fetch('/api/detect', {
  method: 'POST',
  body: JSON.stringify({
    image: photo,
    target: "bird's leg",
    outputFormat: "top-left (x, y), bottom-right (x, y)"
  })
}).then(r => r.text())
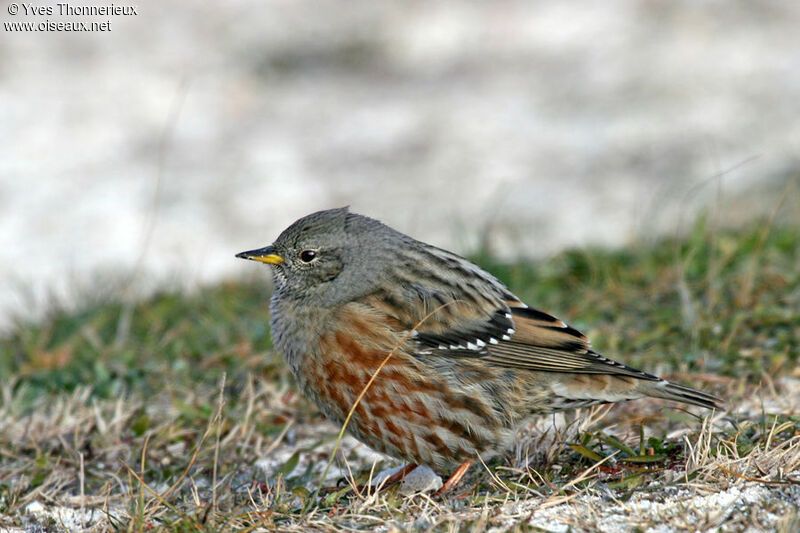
top-left (377, 463), bottom-right (419, 488)
top-left (436, 460), bottom-right (474, 495)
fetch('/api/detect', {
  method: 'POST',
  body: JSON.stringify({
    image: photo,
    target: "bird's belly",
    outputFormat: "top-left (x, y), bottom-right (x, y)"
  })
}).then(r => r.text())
top-left (271, 300), bottom-right (518, 468)
top-left (295, 331), bottom-right (507, 468)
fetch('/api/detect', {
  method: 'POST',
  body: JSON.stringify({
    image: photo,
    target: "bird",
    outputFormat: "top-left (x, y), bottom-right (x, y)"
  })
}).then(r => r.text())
top-left (237, 207), bottom-right (722, 493)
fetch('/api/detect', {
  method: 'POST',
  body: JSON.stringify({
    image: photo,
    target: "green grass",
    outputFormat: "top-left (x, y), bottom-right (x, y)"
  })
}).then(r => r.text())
top-left (1, 214), bottom-right (798, 531)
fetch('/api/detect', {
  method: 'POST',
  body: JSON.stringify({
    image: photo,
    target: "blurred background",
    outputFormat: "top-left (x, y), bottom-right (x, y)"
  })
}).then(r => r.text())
top-left (1, 0), bottom-right (798, 330)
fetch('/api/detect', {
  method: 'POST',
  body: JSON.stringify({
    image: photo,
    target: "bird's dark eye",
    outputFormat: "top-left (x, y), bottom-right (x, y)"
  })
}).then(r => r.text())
top-left (299, 250), bottom-right (317, 263)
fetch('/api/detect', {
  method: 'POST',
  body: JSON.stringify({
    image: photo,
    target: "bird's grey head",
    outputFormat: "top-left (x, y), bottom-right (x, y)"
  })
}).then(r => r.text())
top-left (236, 207), bottom-right (406, 306)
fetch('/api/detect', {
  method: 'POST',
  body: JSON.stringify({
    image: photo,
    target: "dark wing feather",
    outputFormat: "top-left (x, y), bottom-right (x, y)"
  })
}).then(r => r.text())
top-left (376, 246), bottom-right (666, 382)
top-left (414, 308), bottom-right (514, 355)
top-left (382, 263), bottom-right (721, 409)
top-left (416, 301), bottom-right (660, 381)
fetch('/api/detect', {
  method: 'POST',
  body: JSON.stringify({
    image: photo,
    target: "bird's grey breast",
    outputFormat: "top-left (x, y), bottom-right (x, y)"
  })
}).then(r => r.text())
top-left (269, 293), bottom-right (334, 378)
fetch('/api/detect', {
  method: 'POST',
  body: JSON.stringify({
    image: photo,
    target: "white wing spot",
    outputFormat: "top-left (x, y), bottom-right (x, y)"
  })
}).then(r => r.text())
top-left (505, 313), bottom-right (513, 318)
top-left (502, 335), bottom-right (511, 341)
top-left (489, 338), bottom-right (499, 345)
top-left (467, 342), bottom-right (477, 350)
top-left (507, 328), bottom-right (515, 334)
top-left (475, 339), bottom-right (486, 348)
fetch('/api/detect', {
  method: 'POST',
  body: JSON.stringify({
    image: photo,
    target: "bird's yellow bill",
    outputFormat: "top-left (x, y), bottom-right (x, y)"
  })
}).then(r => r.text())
top-left (246, 253), bottom-right (284, 265)
top-left (236, 247), bottom-right (284, 264)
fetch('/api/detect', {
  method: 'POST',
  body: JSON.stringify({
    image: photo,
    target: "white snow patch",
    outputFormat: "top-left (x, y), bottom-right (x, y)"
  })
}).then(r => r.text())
top-left (513, 483), bottom-right (777, 533)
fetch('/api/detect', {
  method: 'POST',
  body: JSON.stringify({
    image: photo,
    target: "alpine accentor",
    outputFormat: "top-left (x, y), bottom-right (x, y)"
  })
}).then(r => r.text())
top-left (237, 207), bottom-right (721, 491)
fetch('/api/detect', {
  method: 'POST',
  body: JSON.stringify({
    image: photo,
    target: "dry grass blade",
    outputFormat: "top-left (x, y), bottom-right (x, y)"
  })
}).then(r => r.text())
top-left (121, 460), bottom-right (200, 529)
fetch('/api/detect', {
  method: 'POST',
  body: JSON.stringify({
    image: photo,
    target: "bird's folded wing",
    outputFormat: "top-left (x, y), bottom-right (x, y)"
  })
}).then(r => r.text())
top-left (413, 299), bottom-right (660, 382)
